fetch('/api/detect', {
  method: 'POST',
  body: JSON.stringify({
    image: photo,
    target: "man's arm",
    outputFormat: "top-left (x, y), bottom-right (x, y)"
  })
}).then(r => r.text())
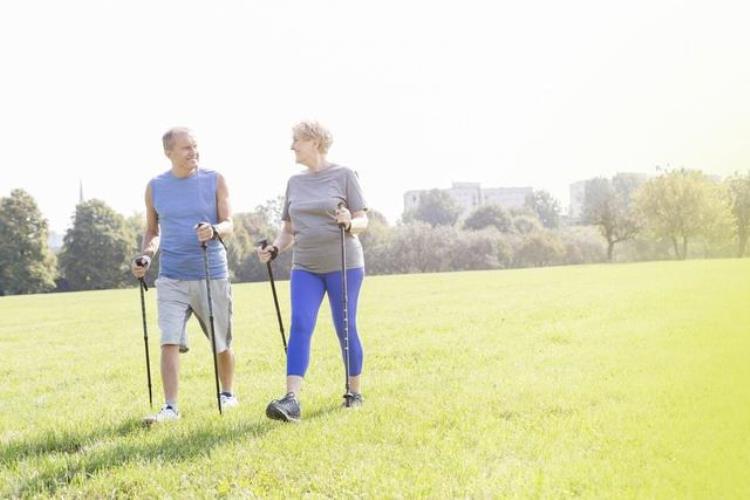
top-left (132, 183), bottom-right (160, 278)
top-left (197, 173), bottom-right (233, 242)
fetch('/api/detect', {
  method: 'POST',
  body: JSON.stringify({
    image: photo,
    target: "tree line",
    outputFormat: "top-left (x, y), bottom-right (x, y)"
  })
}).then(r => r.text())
top-left (1, 168), bottom-right (748, 295)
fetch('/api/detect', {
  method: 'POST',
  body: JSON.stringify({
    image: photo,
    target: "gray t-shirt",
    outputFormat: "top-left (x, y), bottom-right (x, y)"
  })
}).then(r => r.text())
top-left (282, 164), bottom-right (368, 273)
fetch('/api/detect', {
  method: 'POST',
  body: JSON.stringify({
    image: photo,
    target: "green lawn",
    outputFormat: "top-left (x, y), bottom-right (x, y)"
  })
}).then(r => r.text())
top-left (1, 259), bottom-right (749, 497)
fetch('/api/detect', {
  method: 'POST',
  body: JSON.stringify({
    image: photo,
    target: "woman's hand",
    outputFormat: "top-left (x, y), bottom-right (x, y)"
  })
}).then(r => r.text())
top-left (335, 205), bottom-right (352, 230)
top-left (257, 243), bottom-right (278, 263)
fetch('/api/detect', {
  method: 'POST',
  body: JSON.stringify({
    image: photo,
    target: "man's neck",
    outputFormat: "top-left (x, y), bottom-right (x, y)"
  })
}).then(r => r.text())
top-left (171, 164), bottom-right (198, 178)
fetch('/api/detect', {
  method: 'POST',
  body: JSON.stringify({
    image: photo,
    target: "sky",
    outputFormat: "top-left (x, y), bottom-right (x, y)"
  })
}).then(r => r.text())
top-left (1, 0), bottom-right (749, 233)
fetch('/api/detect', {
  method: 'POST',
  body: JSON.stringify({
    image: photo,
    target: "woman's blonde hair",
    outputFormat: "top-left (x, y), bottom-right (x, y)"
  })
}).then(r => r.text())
top-left (292, 120), bottom-right (333, 154)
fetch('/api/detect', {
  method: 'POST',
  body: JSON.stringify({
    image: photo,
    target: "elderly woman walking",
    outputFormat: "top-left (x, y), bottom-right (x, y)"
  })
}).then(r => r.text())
top-left (257, 121), bottom-right (369, 422)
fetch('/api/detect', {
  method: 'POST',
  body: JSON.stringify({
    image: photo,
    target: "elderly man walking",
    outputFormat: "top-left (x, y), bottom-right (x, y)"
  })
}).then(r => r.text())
top-left (132, 127), bottom-right (238, 423)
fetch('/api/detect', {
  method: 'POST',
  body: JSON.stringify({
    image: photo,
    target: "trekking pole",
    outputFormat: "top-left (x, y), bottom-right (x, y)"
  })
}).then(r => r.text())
top-left (337, 202), bottom-right (353, 406)
top-left (257, 239), bottom-right (287, 354)
top-left (198, 229), bottom-right (223, 415)
top-left (135, 258), bottom-right (153, 408)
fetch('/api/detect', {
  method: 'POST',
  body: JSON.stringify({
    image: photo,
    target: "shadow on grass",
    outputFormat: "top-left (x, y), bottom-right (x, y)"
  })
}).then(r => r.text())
top-left (5, 403), bottom-right (355, 496)
top-left (1, 419), bottom-right (143, 462)
top-left (3, 417), bottom-right (273, 497)
top-left (302, 403), bottom-right (341, 420)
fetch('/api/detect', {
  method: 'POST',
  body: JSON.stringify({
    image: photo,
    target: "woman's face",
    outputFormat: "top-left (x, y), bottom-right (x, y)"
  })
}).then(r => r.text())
top-left (291, 134), bottom-right (319, 166)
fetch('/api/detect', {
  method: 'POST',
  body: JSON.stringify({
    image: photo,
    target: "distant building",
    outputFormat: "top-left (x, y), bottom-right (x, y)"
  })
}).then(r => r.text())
top-left (568, 180), bottom-right (587, 220)
top-left (404, 182), bottom-right (532, 218)
top-left (47, 231), bottom-right (64, 252)
top-left (483, 187), bottom-right (531, 209)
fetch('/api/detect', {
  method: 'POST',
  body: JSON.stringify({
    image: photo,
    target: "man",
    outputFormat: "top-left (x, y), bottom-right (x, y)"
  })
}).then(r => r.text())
top-left (132, 127), bottom-right (237, 423)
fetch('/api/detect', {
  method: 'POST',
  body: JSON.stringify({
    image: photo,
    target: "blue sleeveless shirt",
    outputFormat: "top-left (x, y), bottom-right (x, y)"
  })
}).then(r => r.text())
top-left (151, 169), bottom-right (228, 280)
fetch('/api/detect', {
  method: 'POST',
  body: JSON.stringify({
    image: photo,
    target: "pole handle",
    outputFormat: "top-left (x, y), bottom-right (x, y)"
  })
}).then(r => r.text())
top-left (256, 238), bottom-right (278, 260)
top-left (336, 201), bottom-right (349, 229)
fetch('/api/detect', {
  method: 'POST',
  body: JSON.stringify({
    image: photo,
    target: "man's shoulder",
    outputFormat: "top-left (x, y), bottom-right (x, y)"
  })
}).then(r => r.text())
top-left (150, 169), bottom-right (173, 183)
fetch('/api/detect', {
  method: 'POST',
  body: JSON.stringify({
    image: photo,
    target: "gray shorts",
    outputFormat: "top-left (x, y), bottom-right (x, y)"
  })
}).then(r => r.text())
top-left (155, 277), bottom-right (233, 353)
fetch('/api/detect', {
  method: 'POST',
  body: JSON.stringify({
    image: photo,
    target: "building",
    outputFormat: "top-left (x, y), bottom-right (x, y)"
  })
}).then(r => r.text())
top-left (404, 182), bottom-right (532, 219)
top-left (568, 180), bottom-right (587, 220)
top-left (483, 187), bottom-right (531, 209)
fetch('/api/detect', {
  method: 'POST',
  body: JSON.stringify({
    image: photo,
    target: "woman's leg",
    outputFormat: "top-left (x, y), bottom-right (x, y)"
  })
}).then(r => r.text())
top-left (286, 269), bottom-right (326, 394)
top-left (325, 267), bottom-right (365, 392)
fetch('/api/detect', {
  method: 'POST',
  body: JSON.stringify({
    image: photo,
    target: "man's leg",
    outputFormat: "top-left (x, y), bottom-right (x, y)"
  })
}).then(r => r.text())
top-left (193, 278), bottom-right (236, 401)
top-left (161, 344), bottom-right (180, 404)
top-left (217, 348), bottom-right (235, 393)
top-left (156, 277), bottom-right (192, 414)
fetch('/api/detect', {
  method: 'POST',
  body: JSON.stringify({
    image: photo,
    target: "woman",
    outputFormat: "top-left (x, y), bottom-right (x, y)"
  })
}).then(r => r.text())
top-left (258, 120), bottom-right (369, 422)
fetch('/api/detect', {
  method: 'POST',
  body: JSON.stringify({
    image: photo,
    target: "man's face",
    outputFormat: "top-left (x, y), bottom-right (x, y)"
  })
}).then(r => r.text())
top-left (166, 133), bottom-right (199, 172)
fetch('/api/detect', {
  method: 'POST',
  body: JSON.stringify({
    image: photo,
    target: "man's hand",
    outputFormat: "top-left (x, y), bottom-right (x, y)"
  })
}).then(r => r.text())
top-left (132, 255), bottom-right (151, 279)
top-left (196, 222), bottom-right (216, 243)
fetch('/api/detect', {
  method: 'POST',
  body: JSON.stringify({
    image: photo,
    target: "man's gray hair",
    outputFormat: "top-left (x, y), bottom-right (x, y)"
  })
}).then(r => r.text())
top-left (162, 127), bottom-right (194, 151)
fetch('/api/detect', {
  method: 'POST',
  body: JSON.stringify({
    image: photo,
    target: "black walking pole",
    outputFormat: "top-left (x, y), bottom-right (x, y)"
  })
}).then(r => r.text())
top-left (135, 258), bottom-right (153, 408)
top-left (337, 202), bottom-right (353, 406)
top-left (258, 239), bottom-right (287, 354)
top-left (199, 231), bottom-right (223, 415)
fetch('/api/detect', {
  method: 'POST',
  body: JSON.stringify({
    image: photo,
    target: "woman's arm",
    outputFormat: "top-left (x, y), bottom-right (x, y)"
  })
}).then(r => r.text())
top-left (257, 220), bottom-right (294, 263)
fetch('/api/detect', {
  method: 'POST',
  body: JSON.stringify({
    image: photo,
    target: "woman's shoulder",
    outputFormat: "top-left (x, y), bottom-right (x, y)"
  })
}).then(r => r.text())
top-left (287, 169), bottom-right (309, 183)
top-left (330, 164), bottom-right (358, 178)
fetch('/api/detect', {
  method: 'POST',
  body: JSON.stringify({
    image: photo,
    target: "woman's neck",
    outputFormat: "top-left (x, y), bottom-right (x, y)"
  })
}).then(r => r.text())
top-left (305, 156), bottom-right (331, 173)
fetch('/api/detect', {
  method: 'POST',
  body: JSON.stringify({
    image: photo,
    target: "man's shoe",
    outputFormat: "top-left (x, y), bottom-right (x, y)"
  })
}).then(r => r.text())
top-left (266, 392), bottom-right (301, 422)
top-left (342, 392), bottom-right (364, 408)
top-left (220, 392), bottom-right (239, 410)
top-left (143, 404), bottom-right (180, 426)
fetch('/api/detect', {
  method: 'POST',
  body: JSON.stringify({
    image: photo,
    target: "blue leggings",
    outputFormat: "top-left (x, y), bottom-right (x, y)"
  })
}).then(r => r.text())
top-left (287, 267), bottom-right (364, 377)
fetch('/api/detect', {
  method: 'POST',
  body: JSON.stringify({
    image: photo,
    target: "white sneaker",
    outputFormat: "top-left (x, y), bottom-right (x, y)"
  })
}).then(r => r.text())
top-left (143, 405), bottom-right (180, 426)
top-left (156, 405), bottom-right (180, 421)
top-left (220, 393), bottom-right (239, 410)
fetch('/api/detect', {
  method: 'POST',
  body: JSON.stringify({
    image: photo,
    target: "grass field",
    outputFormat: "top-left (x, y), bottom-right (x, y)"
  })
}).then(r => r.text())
top-left (1, 259), bottom-right (749, 498)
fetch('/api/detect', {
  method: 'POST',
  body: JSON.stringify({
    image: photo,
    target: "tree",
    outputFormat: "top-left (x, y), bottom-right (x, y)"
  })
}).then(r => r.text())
top-left (582, 174), bottom-right (642, 261)
top-left (403, 189), bottom-right (461, 227)
top-left (510, 210), bottom-right (544, 234)
top-left (726, 172), bottom-right (750, 257)
top-left (449, 228), bottom-right (512, 270)
top-left (635, 169), bottom-right (733, 259)
top-left (231, 209), bottom-right (292, 282)
top-left (513, 231), bottom-right (565, 267)
top-left (0, 189), bottom-right (57, 295)
top-left (463, 204), bottom-right (512, 232)
top-left (359, 209), bottom-right (392, 274)
top-left (388, 222), bottom-right (455, 273)
top-left (254, 195), bottom-right (285, 229)
top-left (555, 226), bottom-right (607, 265)
top-left (59, 200), bottom-right (136, 290)
top-left (524, 190), bottom-right (561, 229)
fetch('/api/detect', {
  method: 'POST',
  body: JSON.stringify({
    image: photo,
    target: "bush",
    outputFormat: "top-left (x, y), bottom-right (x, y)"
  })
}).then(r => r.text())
top-left (554, 226), bottom-right (607, 265)
top-left (513, 231), bottom-right (566, 267)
